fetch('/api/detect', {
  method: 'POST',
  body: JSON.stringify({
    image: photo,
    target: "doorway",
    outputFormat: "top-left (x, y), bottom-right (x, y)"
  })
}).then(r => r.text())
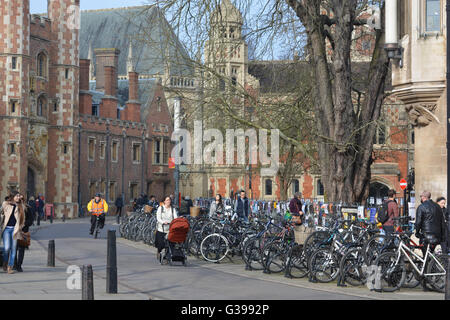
top-left (27, 167), bottom-right (36, 199)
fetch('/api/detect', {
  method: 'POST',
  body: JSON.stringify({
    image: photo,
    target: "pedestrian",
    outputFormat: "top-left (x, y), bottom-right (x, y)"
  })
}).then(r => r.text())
top-left (415, 191), bottom-right (446, 257)
top-left (36, 194), bottom-right (44, 224)
top-left (115, 195), bottom-right (124, 224)
top-left (28, 196), bottom-right (36, 226)
top-left (87, 193), bottom-right (109, 235)
top-left (14, 194), bottom-right (34, 272)
top-left (209, 194), bottom-right (224, 218)
top-left (436, 196), bottom-right (449, 255)
top-left (234, 190), bottom-right (250, 222)
top-left (155, 196), bottom-right (178, 262)
top-left (382, 189), bottom-right (399, 235)
top-left (289, 192), bottom-right (304, 225)
top-left (179, 196), bottom-right (188, 216)
top-left (148, 195), bottom-right (159, 214)
top-left (185, 196), bottom-right (193, 216)
top-left (1, 191), bottom-right (25, 274)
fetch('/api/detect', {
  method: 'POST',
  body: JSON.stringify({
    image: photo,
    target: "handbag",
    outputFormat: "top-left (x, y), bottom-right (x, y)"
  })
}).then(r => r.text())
top-left (18, 231), bottom-right (31, 247)
top-left (294, 225), bottom-right (313, 245)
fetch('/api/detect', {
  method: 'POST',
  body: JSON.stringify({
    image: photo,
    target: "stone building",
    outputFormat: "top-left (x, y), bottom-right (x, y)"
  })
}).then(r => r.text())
top-left (390, 0), bottom-right (446, 202)
top-left (0, 0), bottom-right (175, 218)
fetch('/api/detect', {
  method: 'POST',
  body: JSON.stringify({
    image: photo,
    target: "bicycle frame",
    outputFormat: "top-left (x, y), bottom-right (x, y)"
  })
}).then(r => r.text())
top-left (394, 240), bottom-right (445, 278)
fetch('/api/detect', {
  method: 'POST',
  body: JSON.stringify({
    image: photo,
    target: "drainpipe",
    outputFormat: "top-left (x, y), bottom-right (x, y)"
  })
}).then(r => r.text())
top-left (78, 123), bottom-right (82, 217)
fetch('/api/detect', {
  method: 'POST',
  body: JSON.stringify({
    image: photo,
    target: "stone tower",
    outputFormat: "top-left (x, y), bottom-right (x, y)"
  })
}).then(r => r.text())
top-left (205, 0), bottom-right (247, 87)
top-left (0, 0), bottom-right (31, 194)
top-left (47, 0), bottom-right (80, 217)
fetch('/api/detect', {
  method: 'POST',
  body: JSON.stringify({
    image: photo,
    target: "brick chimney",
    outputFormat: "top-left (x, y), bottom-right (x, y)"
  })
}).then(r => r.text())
top-left (125, 71), bottom-right (141, 122)
top-left (79, 59), bottom-right (92, 115)
top-left (94, 48), bottom-right (120, 92)
top-left (100, 65), bottom-right (118, 119)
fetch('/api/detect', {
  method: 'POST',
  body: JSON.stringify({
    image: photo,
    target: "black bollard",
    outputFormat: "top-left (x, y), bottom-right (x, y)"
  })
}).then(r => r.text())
top-left (445, 256), bottom-right (450, 300)
top-left (82, 265), bottom-right (94, 300)
top-left (47, 240), bottom-right (55, 267)
top-left (106, 230), bottom-right (118, 294)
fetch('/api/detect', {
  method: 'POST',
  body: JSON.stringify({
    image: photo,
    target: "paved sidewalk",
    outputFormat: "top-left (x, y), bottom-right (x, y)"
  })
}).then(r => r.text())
top-left (0, 219), bottom-right (148, 300)
top-left (0, 218), bottom-right (445, 300)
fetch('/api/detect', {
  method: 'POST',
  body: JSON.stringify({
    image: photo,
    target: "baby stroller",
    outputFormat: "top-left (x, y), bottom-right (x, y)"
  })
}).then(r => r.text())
top-left (161, 217), bottom-right (190, 266)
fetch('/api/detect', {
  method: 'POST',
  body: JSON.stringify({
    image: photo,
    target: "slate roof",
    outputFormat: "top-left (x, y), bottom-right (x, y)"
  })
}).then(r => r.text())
top-left (80, 6), bottom-right (194, 77)
top-left (248, 60), bottom-right (392, 94)
top-left (89, 78), bottom-right (158, 121)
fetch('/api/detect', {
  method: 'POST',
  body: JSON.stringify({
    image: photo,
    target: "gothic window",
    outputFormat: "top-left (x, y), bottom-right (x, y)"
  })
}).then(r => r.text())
top-left (373, 120), bottom-right (387, 145)
top-left (99, 142), bottom-right (106, 159)
top-left (92, 104), bottom-right (99, 117)
top-left (265, 179), bottom-right (273, 196)
top-left (132, 143), bottom-right (141, 164)
top-left (88, 138), bottom-right (95, 161)
top-left (317, 179), bottom-right (324, 196)
top-left (37, 52), bottom-right (47, 78)
top-left (12, 57), bottom-right (17, 70)
top-left (154, 140), bottom-right (161, 164)
top-left (111, 140), bottom-right (119, 162)
top-left (292, 179), bottom-right (300, 194)
top-left (37, 96), bottom-right (46, 117)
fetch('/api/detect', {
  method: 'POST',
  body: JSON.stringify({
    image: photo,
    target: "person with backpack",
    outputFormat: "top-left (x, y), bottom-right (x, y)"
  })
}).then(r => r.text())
top-left (378, 189), bottom-right (399, 235)
top-left (155, 196), bottom-right (178, 262)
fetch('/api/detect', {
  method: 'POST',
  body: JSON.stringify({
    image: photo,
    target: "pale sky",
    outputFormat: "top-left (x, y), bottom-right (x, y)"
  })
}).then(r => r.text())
top-left (30, 0), bottom-right (151, 13)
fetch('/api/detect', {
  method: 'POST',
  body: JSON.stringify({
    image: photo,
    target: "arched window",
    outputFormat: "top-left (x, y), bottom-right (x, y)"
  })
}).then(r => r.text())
top-left (317, 179), bottom-right (324, 196)
top-left (265, 179), bottom-right (273, 196)
top-left (37, 96), bottom-right (47, 117)
top-left (37, 52), bottom-right (47, 78)
top-left (292, 179), bottom-right (300, 194)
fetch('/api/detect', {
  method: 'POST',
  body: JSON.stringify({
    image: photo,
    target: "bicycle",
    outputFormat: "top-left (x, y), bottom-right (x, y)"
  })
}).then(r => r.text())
top-left (93, 214), bottom-right (105, 239)
top-left (374, 233), bottom-right (448, 293)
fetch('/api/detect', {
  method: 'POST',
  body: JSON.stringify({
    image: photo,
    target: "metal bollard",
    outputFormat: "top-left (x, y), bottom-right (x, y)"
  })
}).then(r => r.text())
top-left (445, 256), bottom-right (450, 300)
top-left (47, 240), bottom-right (55, 267)
top-left (82, 265), bottom-right (94, 300)
top-left (106, 230), bottom-right (118, 294)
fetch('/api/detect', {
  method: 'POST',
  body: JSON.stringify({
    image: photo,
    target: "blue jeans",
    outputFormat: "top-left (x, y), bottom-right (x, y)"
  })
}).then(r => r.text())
top-left (2, 227), bottom-right (17, 267)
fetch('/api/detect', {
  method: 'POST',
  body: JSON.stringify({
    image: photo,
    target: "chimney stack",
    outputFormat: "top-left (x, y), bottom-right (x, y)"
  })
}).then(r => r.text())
top-left (125, 71), bottom-right (141, 122)
top-left (94, 48), bottom-right (120, 92)
top-left (79, 59), bottom-right (93, 115)
top-left (79, 59), bottom-right (90, 91)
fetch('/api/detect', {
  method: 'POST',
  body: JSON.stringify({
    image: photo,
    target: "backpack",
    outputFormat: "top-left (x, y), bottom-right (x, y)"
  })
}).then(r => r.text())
top-left (377, 200), bottom-right (395, 224)
top-left (168, 217), bottom-right (190, 243)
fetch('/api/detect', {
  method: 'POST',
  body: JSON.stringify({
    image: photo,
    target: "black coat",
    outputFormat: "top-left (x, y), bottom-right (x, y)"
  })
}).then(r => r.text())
top-left (22, 205), bottom-right (35, 233)
top-left (415, 200), bottom-right (446, 242)
top-left (115, 197), bottom-right (124, 207)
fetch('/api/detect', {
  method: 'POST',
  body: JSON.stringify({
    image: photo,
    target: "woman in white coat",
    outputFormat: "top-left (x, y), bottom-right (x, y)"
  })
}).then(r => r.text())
top-left (155, 196), bottom-right (178, 261)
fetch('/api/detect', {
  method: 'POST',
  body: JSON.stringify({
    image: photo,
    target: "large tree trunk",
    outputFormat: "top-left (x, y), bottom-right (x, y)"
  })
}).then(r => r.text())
top-left (287, 0), bottom-right (390, 203)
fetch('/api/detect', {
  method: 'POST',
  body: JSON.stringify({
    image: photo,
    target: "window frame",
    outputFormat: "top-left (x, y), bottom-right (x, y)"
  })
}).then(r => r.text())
top-left (111, 140), bottom-right (119, 163)
top-left (88, 137), bottom-right (96, 161)
top-left (132, 142), bottom-right (142, 164)
top-left (421, 0), bottom-right (442, 36)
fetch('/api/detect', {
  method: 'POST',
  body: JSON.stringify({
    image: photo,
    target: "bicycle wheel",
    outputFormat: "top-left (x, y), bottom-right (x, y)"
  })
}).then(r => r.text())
top-left (242, 236), bottom-right (264, 270)
top-left (200, 233), bottom-right (229, 263)
top-left (285, 244), bottom-right (308, 278)
top-left (375, 251), bottom-right (405, 292)
top-left (339, 247), bottom-right (366, 286)
top-left (426, 254), bottom-right (448, 293)
top-left (303, 231), bottom-right (331, 261)
top-left (262, 242), bottom-right (287, 273)
top-left (362, 234), bottom-right (389, 266)
top-left (308, 249), bottom-right (340, 283)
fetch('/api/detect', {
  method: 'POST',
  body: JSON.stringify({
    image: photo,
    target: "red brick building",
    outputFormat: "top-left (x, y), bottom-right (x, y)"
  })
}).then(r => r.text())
top-left (0, 0), bottom-right (175, 218)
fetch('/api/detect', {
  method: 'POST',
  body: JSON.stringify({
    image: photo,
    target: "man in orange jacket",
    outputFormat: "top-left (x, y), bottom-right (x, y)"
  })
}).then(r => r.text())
top-left (88, 193), bottom-right (109, 235)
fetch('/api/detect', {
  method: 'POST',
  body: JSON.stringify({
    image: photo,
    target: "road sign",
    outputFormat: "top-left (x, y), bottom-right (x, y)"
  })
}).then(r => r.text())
top-left (400, 179), bottom-right (407, 190)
